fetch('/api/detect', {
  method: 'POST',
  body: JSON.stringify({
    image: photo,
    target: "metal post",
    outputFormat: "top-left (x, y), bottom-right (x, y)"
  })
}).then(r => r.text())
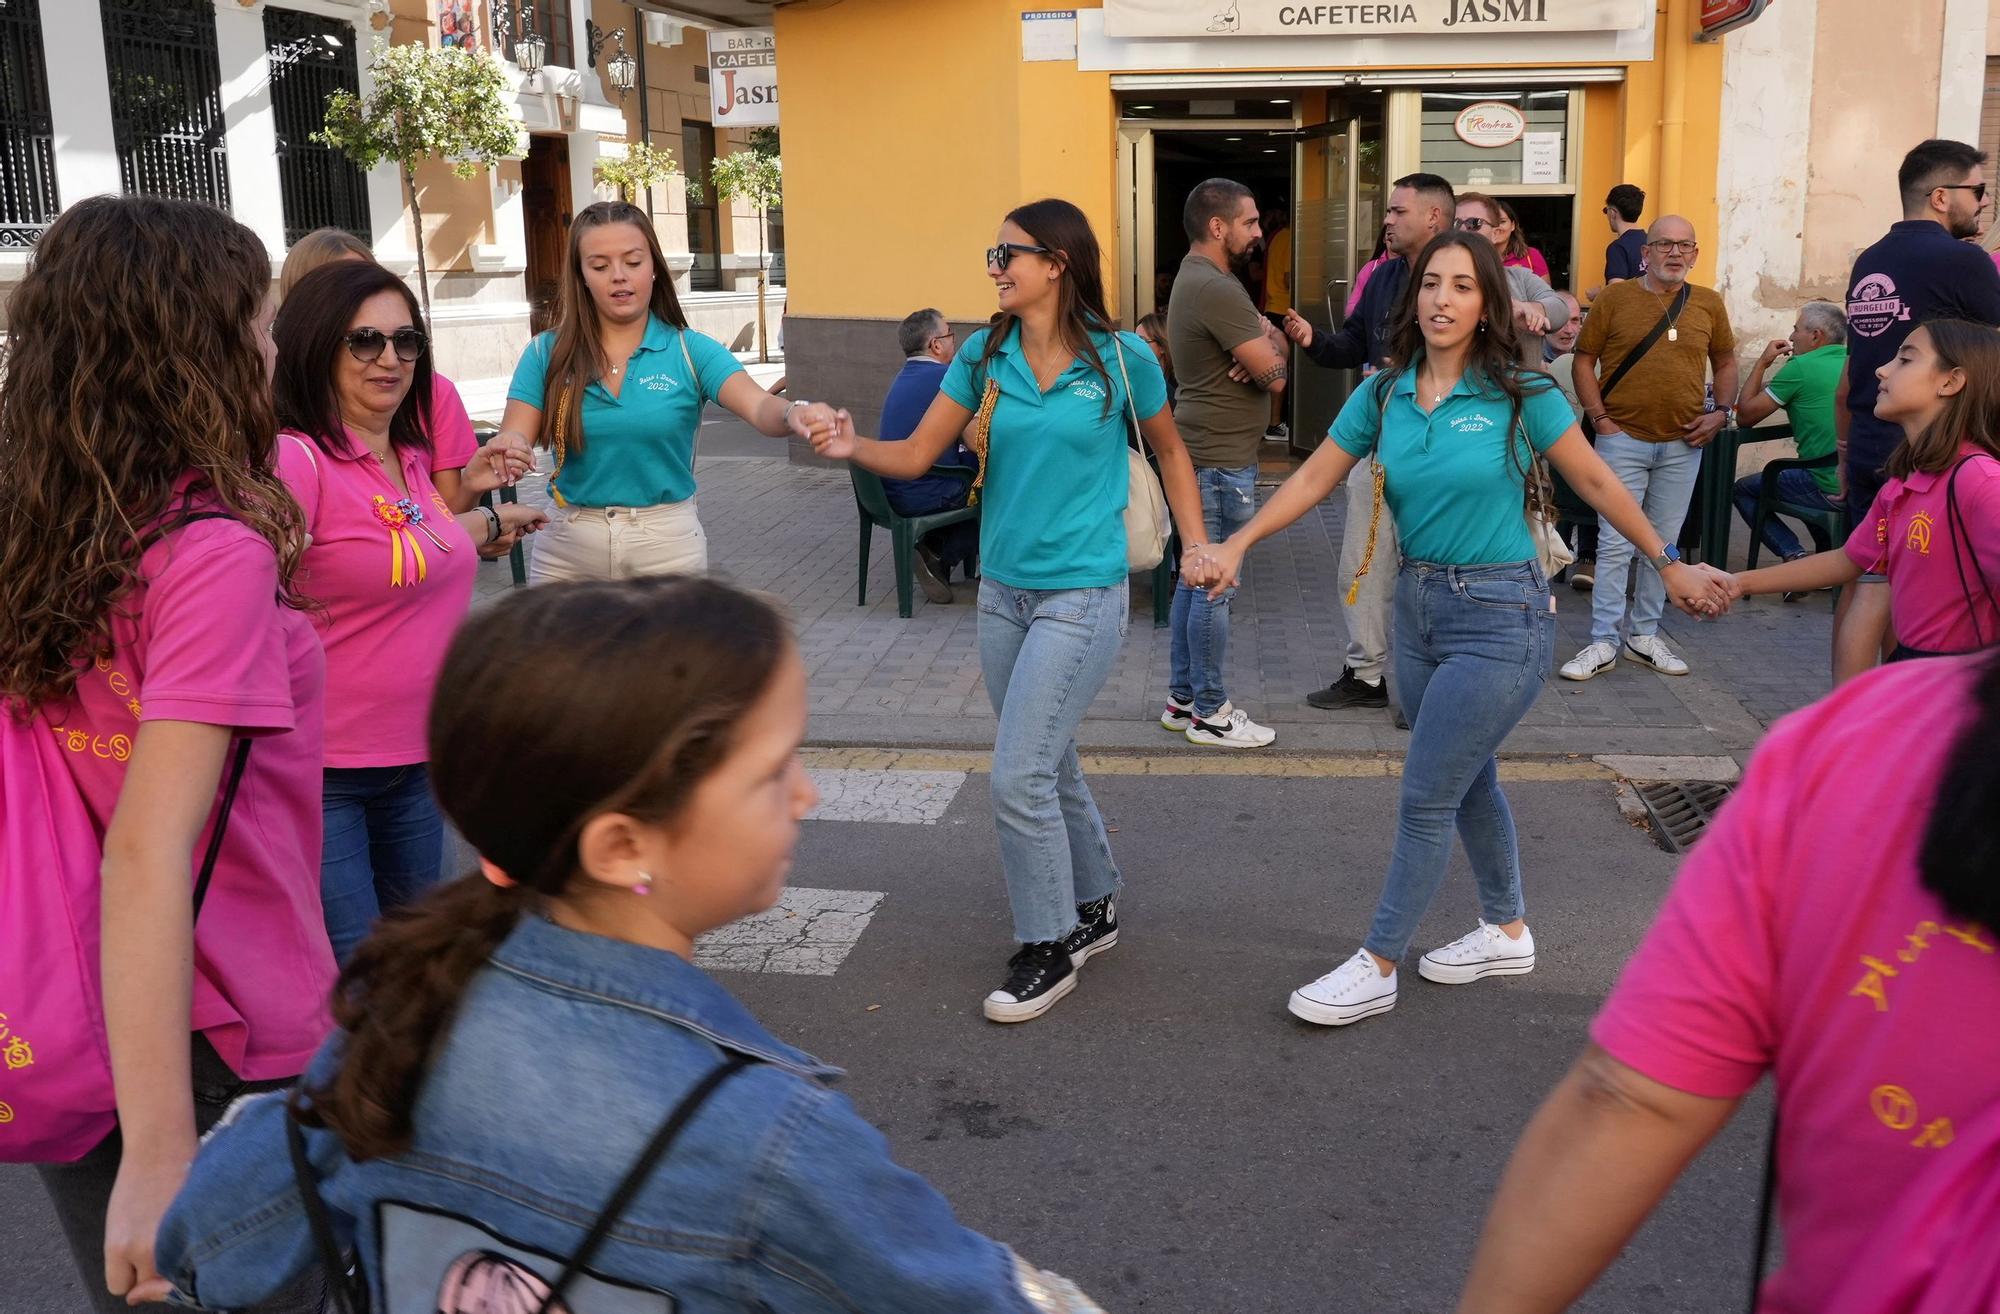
top-left (636, 10), bottom-right (652, 220)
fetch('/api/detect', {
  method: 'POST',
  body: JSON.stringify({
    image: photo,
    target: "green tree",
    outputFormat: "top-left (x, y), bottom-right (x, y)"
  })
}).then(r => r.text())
top-left (595, 141), bottom-right (681, 204)
top-left (317, 41), bottom-right (522, 326)
top-left (709, 147), bottom-right (783, 362)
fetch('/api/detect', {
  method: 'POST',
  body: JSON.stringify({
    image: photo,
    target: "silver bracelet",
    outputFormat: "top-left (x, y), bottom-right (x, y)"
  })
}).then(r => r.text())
top-left (782, 398), bottom-right (809, 427)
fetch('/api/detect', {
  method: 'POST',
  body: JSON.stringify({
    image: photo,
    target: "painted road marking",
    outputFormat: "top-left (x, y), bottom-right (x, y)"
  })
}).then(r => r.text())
top-left (805, 768), bottom-right (967, 824)
top-left (800, 747), bottom-right (1625, 782)
top-left (695, 887), bottom-right (886, 976)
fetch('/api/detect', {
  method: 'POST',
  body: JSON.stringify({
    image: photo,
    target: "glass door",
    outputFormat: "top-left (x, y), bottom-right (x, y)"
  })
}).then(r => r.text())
top-left (1289, 100), bottom-right (1382, 454)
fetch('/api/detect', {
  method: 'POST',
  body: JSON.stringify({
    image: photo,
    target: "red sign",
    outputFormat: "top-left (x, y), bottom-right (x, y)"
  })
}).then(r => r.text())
top-left (1701, 0), bottom-right (1772, 37)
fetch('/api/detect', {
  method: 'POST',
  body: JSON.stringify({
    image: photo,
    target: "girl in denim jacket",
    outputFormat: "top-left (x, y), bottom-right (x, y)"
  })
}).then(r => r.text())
top-left (153, 577), bottom-right (1104, 1314)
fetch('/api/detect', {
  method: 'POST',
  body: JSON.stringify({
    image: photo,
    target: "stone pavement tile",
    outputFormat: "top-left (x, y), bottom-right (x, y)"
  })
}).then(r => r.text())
top-left (471, 442), bottom-right (1834, 760)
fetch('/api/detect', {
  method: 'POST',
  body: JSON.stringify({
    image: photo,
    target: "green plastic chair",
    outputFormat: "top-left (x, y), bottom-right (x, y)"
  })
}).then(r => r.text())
top-left (472, 422), bottom-right (528, 587)
top-left (1746, 450), bottom-right (1847, 568)
top-left (850, 464), bottom-right (980, 618)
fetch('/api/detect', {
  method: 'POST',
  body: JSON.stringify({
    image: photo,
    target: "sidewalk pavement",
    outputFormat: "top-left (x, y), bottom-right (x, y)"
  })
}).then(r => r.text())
top-left (476, 420), bottom-right (1834, 764)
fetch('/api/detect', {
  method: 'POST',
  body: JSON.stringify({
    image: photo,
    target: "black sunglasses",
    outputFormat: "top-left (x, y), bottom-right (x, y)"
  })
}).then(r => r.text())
top-left (1937, 182), bottom-right (1988, 203)
top-left (343, 327), bottom-right (428, 364)
top-left (986, 242), bottom-right (1053, 270)
top-left (1454, 217), bottom-right (1492, 232)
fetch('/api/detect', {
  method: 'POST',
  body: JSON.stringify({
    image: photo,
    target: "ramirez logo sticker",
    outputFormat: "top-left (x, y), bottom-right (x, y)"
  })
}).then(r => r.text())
top-left (1848, 273), bottom-right (1913, 339)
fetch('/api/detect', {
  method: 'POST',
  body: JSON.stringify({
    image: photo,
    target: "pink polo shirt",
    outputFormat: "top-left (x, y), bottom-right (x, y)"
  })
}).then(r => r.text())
top-left (429, 373), bottom-right (478, 473)
top-left (1593, 655), bottom-right (2000, 1314)
top-left (1843, 446), bottom-right (2000, 653)
top-left (279, 429), bottom-right (478, 768)
top-left (13, 502), bottom-right (335, 1080)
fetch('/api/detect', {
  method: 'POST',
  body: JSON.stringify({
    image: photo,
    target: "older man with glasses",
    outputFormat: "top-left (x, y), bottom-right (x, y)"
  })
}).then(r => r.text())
top-left (1561, 216), bottom-right (1739, 683)
top-left (878, 306), bottom-right (980, 601)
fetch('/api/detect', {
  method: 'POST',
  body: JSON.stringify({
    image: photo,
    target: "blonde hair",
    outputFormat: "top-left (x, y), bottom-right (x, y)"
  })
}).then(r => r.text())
top-left (279, 227), bottom-right (374, 301)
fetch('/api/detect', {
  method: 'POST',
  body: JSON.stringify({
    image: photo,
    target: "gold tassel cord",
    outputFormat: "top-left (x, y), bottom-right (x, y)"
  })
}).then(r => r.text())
top-left (964, 378), bottom-right (999, 506)
top-left (1345, 459), bottom-right (1387, 606)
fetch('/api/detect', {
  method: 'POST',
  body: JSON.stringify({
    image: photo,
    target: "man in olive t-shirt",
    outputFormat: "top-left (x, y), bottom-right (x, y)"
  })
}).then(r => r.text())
top-left (1161, 179), bottom-right (1288, 749)
top-left (1564, 215), bottom-right (1739, 683)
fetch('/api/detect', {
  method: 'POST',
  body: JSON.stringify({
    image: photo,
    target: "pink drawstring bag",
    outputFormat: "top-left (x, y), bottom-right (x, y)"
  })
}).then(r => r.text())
top-left (0, 709), bottom-right (248, 1163)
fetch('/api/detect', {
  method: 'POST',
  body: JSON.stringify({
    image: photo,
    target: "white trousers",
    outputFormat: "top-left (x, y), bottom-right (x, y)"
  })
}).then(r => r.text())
top-left (526, 498), bottom-right (708, 584)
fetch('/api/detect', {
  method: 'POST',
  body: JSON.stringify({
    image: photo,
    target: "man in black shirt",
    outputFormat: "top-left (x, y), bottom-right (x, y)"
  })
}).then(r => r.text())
top-left (1275, 172), bottom-right (1453, 713)
top-left (1835, 139), bottom-right (2000, 678)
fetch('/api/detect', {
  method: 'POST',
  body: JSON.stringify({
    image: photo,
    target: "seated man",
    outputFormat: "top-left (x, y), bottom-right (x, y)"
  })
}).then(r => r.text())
top-left (881, 307), bottom-right (980, 603)
top-left (1730, 300), bottom-right (1849, 569)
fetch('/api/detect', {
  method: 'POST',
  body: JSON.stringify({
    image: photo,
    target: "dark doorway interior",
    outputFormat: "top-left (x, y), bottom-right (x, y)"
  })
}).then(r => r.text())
top-left (1506, 194), bottom-right (1576, 295)
top-left (1151, 130), bottom-right (1292, 317)
top-left (522, 135), bottom-right (572, 334)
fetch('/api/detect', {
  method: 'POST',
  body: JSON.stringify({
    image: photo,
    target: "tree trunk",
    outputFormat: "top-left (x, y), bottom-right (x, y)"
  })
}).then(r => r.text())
top-left (405, 166), bottom-right (433, 330)
top-left (755, 206), bottom-right (768, 364)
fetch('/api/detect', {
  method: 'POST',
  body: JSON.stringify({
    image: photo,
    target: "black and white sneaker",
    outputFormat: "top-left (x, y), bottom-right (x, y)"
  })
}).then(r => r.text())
top-left (1159, 695), bottom-right (1195, 732)
top-left (983, 941), bottom-right (1077, 1023)
top-left (1061, 895), bottom-right (1119, 968)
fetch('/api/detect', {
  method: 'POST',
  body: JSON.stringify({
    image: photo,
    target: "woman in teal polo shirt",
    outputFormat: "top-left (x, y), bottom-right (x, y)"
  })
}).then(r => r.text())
top-left (1194, 231), bottom-right (1730, 1028)
top-left (812, 198), bottom-right (1205, 1024)
top-left (498, 201), bottom-right (835, 582)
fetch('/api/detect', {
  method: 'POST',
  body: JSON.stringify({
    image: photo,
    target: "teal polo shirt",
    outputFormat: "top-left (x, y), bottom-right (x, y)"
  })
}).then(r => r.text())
top-left (507, 316), bottom-right (743, 508)
top-left (940, 325), bottom-right (1168, 590)
top-left (1764, 343), bottom-right (1847, 496)
top-left (1330, 363), bottom-right (1576, 565)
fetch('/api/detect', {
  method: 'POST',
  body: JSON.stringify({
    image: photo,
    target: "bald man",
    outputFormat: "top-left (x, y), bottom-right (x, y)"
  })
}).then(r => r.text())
top-left (1562, 216), bottom-right (1739, 682)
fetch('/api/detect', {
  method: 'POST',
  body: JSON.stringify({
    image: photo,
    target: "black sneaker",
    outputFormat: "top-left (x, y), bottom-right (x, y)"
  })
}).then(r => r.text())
top-left (1306, 667), bottom-right (1389, 710)
top-left (1061, 895), bottom-right (1119, 968)
top-left (912, 544), bottom-right (953, 604)
top-left (983, 941), bottom-right (1077, 1023)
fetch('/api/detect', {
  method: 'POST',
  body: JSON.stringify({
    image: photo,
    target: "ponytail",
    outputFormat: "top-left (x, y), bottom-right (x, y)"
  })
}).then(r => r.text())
top-left (1918, 650), bottom-right (2000, 935)
top-left (295, 874), bottom-right (526, 1160)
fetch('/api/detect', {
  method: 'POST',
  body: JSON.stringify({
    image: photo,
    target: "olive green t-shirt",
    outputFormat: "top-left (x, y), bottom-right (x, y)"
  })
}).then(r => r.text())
top-left (1166, 253), bottom-right (1272, 469)
top-left (1577, 279), bottom-right (1736, 443)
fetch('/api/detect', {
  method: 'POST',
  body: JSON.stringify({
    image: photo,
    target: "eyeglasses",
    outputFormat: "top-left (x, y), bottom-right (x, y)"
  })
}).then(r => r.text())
top-left (1454, 217), bottom-right (1492, 232)
top-left (343, 327), bottom-right (428, 363)
top-left (986, 242), bottom-right (1052, 270)
top-left (1936, 182), bottom-right (1988, 202)
top-left (1646, 239), bottom-right (1699, 254)
top-left (928, 330), bottom-right (956, 348)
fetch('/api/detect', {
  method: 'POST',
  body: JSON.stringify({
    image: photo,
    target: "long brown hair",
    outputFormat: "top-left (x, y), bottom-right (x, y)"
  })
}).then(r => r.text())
top-left (1885, 319), bottom-right (2000, 478)
top-left (298, 576), bottom-right (791, 1160)
top-left (273, 260), bottom-right (436, 457)
top-left (0, 196), bottom-right (306, 715)
top-left (1376, 230), bottom-right (1550, 481)
top-left (977, 198), bottom-right (1118, 414)
top-left (539, 201), bottom-right (689, 455)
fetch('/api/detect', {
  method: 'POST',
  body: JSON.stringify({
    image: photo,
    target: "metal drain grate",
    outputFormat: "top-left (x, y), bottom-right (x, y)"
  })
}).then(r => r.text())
top-left (1633, 781), bottom-right (1735, 854)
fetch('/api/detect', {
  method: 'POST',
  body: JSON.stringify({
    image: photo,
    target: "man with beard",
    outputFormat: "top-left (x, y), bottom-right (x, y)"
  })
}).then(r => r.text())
top-left (1833, 139), bottom-right (2000, 680)
top-left (1161, 178), bottom-right (1285, 748)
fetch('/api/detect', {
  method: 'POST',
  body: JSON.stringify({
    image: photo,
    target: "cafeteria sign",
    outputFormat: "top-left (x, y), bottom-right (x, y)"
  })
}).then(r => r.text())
top-left (710, 28), bottom-right (778, 126)
top-left (1103, 0), bottom-right (1649, 37)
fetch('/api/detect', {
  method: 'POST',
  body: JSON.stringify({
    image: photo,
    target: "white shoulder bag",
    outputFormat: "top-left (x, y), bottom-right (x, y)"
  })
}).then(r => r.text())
top-left (1111, 335), bottom-right (1171, 572)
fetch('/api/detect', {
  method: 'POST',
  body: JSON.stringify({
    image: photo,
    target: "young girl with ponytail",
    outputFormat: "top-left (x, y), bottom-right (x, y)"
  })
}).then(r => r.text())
top-left (153, 577), bottom-right (1108, 1314)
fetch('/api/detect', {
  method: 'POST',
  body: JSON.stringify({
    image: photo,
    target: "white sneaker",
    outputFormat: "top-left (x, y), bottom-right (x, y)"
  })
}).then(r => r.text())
top-left (1623, 633), bottom-right (1690, 676)
top-left (1185, 701), bottom-right (1277, 749)
top-left (1560, 641), bottom-right (1619, 682)
top-left (1160, 695), bottom-right (1194, 732)
top-left (1288, 950), bottom-right (1398, 1026)
top-left (1418, 922), bottom-right (1536, 985)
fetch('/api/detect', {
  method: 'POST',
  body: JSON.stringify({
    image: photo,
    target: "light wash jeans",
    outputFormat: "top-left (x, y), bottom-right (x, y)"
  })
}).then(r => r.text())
top-left (1363, 561), bottom-right (1553, 962)
top-left (1590, 431), bottom-right (1703, 645)
top-left (977, 579), bottom-right (1128, 943)
top-left (1731, 468), bottom-right (1841, 559)
top-left (1169, 463), bottom-right (1258, 717)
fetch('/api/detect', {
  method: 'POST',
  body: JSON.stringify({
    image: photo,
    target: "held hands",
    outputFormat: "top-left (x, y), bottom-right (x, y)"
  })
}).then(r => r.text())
top-left (1183, 539), bottom-right (1246, 601)
top-left (807, 409), bottom-right (859, 462)
top-left (1680, 409), bottom-right (1728, 449)
top-left (1665, 560), bottom-right (1736, 620)
top-left (463, 437), bottom-right (535, 494)
top-left (785, 401), bottom-right (842, 446)
top-left (479, 503), bottom-right (548, 559)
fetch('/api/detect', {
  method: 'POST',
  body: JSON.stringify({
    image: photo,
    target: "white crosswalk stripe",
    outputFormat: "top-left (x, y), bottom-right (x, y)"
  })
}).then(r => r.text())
top-left (695, 887), bottom-right (886, 976)
top-left (804, 768), bottom-right (967, 824)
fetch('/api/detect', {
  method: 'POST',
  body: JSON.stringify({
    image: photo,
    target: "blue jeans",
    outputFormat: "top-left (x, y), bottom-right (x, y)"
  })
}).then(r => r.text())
top-left (1169, 464), bottom-right (1258, 716)
top-left (1364, 561), bottom-right (1553, 962)
top-left (977, 579), bottom-right (1127, 943)
top-left (1591, 431), bottom-right (1704, 645)
top-left (320, 764), bottom-right (444, 963)
top-left (1731, 468), bottom-right (1840, 559)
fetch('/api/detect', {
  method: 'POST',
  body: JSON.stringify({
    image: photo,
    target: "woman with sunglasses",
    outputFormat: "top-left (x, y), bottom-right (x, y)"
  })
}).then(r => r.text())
top-left (497, 201), bottom-right (836, 583)
top-left (274, 261), bottom-right (545, 963)
top-left (812, 199), bottom-right (1206, 1023)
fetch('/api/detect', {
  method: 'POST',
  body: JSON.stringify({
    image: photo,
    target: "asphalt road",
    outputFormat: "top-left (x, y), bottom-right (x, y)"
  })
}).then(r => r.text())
top-left (2, 776), bottom-right (1770, 1312)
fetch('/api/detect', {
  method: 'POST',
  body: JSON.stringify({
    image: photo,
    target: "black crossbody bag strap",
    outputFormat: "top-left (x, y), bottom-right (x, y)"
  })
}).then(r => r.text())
top-left (1746, 1112), bottom-right (1779, 1313)
top-left (1598, 284), bottom-right (1689, 401)
top-left (287, 1109), bottom-right (370, 1314)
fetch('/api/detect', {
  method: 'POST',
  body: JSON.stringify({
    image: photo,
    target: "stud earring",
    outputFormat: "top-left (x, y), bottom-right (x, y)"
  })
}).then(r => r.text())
top-left (634, 871), bottom-right (654, 897)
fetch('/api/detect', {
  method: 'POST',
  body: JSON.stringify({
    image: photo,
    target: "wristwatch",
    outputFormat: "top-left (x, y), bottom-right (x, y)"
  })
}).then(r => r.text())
top-left (1650, 543), bottom-right (1683, 571)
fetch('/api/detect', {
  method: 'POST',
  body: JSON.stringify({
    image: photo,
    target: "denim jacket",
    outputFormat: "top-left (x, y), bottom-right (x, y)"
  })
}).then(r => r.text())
top-left (157, 916), bottom-right (1102, 1313)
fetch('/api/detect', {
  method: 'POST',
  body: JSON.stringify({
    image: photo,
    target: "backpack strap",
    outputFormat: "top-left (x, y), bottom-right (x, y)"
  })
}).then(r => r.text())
top-left (536, 1054), bottom-right (755, 1314)
top-left (287, 1104), bottom-right (369, 1314)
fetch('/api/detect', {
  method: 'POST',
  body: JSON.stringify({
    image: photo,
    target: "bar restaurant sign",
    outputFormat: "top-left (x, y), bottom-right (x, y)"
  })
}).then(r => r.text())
top-left (1104, 0), bottom-right (1649, 36)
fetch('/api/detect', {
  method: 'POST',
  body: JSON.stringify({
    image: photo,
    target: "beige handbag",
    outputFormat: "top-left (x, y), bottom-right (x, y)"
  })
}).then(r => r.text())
top-left (1111, 336), bottom-right (1171, 572)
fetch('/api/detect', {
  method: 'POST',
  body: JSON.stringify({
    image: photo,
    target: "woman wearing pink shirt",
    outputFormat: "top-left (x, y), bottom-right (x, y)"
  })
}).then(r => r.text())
top-left (0, 197), bottom-right (332, 1312)
top-left (1492, 198), bottom-right (1552, 281)
top-left (1727, 319), bottom-right (2000, 662)
top-left (274, 260), bottom-right (542, 962)
top-left (1456, 650), bottom-right (2000, 1313)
